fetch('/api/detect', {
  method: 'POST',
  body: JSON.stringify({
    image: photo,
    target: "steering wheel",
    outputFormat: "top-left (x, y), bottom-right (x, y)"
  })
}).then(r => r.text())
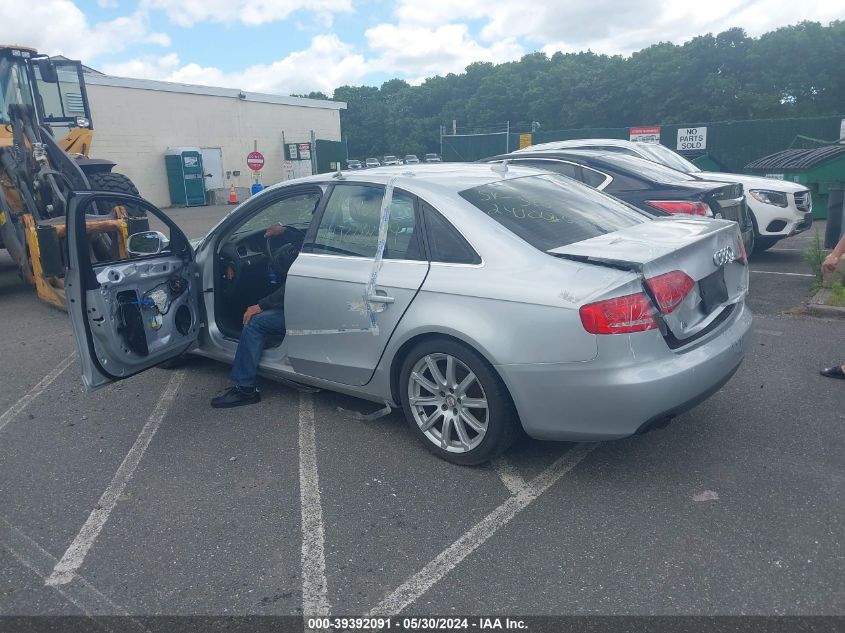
top-left (265, 225), bottom-right (305, 276)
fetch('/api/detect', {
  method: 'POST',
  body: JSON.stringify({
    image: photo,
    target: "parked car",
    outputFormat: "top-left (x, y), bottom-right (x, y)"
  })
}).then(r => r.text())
top-left (483, 149), bottom-right (754, 252)
top-left (423, 153), bottom-right (442, 163)
top-left (383, 155), bottom-right (401, 166)
top-left (519, 138), bottom-right (812, 252)
top-left (346, 159), bottom-right (363, 170)
top-left (404, 154), bottom-right (420, 164)
top-left (365, 157), bottom-right (380, 168)
top-left (63, 164), bottom-right (751, 465)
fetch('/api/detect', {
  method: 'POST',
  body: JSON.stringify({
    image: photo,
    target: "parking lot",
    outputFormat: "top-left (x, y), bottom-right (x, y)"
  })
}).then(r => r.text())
top-left (1, 206), bottom-right (843, 623)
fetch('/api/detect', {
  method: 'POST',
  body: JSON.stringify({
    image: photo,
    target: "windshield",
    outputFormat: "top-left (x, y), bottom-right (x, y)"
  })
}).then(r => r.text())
top-left (459, 174), bottom-right (647, 252)
top-left (0, 58), bottom-right (34, 123)
top-left (636, 143), bottom-right (701, 173)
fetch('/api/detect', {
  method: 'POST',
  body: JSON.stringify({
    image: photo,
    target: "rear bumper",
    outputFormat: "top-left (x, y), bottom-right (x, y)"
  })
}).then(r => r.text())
top-left (497, 303), bottom-right (753, 441)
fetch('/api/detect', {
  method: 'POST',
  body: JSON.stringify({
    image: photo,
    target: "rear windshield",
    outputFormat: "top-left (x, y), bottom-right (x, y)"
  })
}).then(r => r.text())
top-left (635, 143), bottom-right (701, 174)
top-left (596, 153), bottom-right (698, 183)
top-left (458, 174), bottom-right (647, 251)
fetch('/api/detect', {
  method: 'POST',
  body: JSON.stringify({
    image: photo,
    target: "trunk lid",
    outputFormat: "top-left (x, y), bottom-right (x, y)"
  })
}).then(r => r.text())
top-left (549, 217), bottom-right (748, 343)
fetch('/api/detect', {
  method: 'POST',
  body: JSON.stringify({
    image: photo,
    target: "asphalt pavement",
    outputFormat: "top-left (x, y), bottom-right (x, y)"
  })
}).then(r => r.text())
top-left (0, 207), bottom-right (843, 624)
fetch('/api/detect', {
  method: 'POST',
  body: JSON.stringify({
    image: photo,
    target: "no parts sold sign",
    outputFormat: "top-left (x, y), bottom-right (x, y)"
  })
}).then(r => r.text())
top-left (676, 127), bottom-right (707, 151)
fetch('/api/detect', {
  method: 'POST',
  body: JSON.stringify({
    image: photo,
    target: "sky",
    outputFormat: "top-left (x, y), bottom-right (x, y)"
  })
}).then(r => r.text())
top-left (1, 0), bottom-right (843, 97)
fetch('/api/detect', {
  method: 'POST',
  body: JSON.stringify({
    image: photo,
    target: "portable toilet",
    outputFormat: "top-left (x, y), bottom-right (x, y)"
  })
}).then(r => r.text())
top-left (745, 144), bottom-right (845, 220)
top-left (165, 147), bottom-right (207, 207)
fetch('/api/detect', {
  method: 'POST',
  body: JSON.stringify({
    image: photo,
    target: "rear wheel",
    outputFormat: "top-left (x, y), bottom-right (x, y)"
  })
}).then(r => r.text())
top-left (399, 338), bottom-right (519, 465)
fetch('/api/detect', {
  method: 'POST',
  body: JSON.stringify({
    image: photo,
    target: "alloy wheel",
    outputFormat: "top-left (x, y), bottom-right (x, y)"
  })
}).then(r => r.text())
top-left (407, 353), bottom-right (489, 453)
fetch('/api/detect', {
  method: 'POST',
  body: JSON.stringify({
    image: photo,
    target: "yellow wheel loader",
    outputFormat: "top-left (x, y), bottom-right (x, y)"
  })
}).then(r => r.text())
top-left (0, 45), bottom-right (147, 309)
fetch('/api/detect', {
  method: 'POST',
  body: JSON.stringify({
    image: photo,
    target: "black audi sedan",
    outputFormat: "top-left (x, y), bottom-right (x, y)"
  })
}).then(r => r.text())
top-left (482, 149), bottom-right (754, 251)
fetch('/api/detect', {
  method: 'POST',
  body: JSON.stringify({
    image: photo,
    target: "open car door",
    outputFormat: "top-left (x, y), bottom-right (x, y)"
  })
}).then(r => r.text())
top-left (65, 192), bottom-right (201, 389)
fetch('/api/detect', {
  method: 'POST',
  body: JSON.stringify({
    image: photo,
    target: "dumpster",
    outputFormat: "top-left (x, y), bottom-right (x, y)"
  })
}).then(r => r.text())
top-left (745, 145), bottom-right (845, 220)
top-left (165, 147), bottom-right (207, 207)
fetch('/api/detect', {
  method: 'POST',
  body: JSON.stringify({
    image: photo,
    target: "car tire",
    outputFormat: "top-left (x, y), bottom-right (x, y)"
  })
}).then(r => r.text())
top-left (399, 338), bottom-right (519, 465)
top-left (749, 213), bottom-right (780, 254)
top-left (86, 172), bottom-right (145, 218)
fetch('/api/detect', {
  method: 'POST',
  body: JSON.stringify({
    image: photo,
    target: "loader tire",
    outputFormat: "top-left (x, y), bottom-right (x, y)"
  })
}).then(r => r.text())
top-left (87, 172), bottom-right (145, 217)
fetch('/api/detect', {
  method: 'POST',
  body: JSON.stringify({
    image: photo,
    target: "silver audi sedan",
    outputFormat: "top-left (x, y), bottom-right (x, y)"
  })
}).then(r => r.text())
top-left (65, 164), bottom-right (752, 464)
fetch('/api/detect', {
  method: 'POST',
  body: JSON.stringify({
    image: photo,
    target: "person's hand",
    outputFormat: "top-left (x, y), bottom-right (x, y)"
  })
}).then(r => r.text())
top-left (243, 304), bottom-right (262, 325)
top-left (264, 224), bottom-right (286, 238)
top-left (822, 253), bottom-right (841, 274)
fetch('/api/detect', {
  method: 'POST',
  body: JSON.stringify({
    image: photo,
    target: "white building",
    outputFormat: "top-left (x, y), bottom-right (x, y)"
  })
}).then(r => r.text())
top-left (84, 74), bottom-right (346, 207)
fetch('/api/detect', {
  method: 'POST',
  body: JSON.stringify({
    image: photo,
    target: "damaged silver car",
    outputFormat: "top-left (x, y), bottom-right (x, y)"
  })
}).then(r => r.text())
top-left (64, 163), bottom-right (752, 464)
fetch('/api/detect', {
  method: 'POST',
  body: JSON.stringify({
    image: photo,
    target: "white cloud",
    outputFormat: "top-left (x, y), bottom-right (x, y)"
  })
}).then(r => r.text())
top-left (102, 34), bottom-right (368, 96)
top-left (391, 0), bottom-right (845, 56)
top-left (0, 0), bottom-right (169, 61)
top-left (365, 23), bottom-right (524, 83)
top-left (142, 0), bottom-right (353, 27)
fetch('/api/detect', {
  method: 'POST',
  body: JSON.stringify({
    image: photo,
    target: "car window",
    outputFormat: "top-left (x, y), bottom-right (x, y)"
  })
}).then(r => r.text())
top-left (421, 202), bottom-right (480, 264)
top-left (581, 166), bottom-right (609, 188)
top-left (458, 174), bottom-right (647, 252)
top-left (311, 185), bottom-right (422, 260)
top-left (511, 159), bottom-right (582, 181)
top-left (231, 192), bottom-right (320, 238)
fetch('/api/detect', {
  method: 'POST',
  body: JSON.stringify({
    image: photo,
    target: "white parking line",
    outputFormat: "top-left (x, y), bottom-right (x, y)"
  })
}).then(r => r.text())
top-left (369, 443), bottom-right (597, 616)
top-left (299, 392), bottom-right (330, 619)
top-left (750, 270), bottom-right (814, 277)
top-left (0, 515), bottom-right (148, 631)
top-left (0, 352), bottom-right (76, 434)
top-left (46, 371), bottom-right (185, 586)
top-left (490, 456), bottom-right (527, 495)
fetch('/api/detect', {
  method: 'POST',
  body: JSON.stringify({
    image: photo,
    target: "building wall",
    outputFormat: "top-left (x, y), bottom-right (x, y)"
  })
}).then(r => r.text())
top-left (86, 82), bottom-right (343, 207)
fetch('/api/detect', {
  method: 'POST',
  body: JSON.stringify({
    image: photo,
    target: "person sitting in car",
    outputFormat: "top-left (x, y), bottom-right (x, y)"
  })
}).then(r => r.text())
top-left (211, 223), bottom-right (293, 408)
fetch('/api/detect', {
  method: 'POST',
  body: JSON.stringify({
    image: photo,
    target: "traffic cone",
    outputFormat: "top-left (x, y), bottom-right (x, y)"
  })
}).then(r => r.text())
top-left (227, 184), bottom-right (238, 205)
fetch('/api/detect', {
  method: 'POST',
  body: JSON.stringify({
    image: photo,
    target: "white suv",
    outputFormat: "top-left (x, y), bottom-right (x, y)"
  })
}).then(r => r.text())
top-left (520, 139), bottom-right (813, 253)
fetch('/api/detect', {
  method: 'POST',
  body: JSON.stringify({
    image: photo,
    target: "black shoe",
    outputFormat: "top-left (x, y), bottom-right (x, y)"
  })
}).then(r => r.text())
top-left (820, 365), bottom-right (845, 380)
top-left (211, 386), bottom-right (261, 408)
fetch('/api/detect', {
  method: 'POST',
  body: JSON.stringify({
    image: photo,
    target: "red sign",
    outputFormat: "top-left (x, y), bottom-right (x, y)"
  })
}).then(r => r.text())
top-left (629, 126), bottom-right (661, 143)
top-left (247, 151), bottom-right (265, 171)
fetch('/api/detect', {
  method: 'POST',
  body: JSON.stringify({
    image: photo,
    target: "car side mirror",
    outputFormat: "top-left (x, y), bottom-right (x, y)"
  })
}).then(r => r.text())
top-left (36, 59), bottom-right (58, 84)
top-left (127, 231), bottom-right (169, 256)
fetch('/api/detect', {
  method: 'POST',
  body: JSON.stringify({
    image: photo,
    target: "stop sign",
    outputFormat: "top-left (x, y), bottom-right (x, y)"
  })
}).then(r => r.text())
top-left (247, 151), bottom-right (265, 171)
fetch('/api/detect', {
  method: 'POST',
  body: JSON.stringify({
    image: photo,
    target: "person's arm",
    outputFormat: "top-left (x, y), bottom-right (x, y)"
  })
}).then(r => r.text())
top-left (822, 233), bottom-right (845, 274)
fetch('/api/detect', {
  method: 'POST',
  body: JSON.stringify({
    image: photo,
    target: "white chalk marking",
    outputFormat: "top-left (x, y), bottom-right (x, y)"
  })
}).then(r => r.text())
top-left (755, 328), bottom-right (784, 337)
top-left (299, 392), bottom-right (330, 618)
top-left (0, 352), bottom-right (76, 434)
top-left (1, 515), bottom-right (148, 631)
top-left (490, 456), bottom-right (527, 495)
top-left (370, 443), bottom-right (597, 616)
top-left (750, 270), bottom-right (814, 277)
top-left (46, 371), bottom-right (185, 586)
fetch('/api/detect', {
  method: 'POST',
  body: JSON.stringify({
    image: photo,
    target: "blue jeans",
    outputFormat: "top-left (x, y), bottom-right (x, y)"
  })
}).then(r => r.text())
top-left (229, 309), bottom-right (286, 387)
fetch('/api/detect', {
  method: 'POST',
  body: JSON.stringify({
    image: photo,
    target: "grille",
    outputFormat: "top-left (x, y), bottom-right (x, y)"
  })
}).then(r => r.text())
top-left (794, 191), bottom-right (812, 213)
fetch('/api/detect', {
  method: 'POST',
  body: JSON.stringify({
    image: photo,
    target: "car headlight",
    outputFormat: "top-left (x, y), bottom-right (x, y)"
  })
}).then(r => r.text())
top-left (749, 189), bottom-right (788, 207)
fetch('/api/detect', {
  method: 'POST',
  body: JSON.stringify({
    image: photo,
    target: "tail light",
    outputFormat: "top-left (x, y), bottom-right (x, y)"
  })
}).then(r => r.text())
top-left (579, 293), bottom-right (658, 334)
top-left (736, 235), bottom-right (748, 264)
top-left (645, 271), bottom-right (695, 314)
top-left (646, 200), bottom-right (711, 216)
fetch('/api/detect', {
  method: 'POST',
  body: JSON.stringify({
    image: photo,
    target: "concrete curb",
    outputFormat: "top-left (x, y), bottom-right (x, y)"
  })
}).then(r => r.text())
top-left (806, 287), bottom-right (845, 319)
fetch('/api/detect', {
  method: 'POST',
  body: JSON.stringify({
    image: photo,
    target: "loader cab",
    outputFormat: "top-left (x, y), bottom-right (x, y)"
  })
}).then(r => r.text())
top-left (0, 46), bottom-right (93, 149)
